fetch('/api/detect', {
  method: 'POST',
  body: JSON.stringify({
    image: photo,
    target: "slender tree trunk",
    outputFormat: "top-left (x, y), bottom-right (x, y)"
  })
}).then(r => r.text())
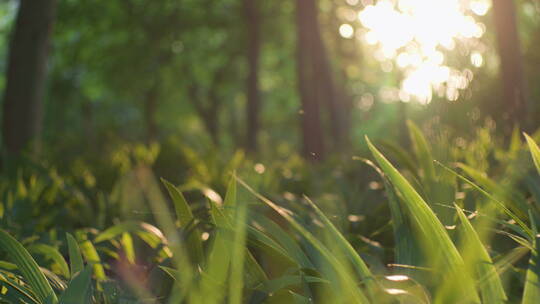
top-left (296, 0), bottom-right (325, 161)
top-left (2, 0), bottom-right (57, 156)
top-left (243, 0), bottom-right (261, 153)
top-left (305, 0), bottom-right (348, 149)
top-left (492, 0), bottom-right (528, 129)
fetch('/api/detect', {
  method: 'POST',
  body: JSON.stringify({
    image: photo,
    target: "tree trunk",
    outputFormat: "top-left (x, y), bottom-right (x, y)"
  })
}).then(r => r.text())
top-left (243, 0), bottom-right (261, 153)
top-left (305, 0), bottom-right (348, 149)
top-left (296, 0), bottom-right (325, 161)
top-left (492, 0), bottom-right (528, 129)
top-left (2, 0), bottom-right (57, 156)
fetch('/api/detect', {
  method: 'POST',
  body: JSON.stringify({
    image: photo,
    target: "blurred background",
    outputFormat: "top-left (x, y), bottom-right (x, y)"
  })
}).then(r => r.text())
top-left (0, 0), bottom-right (539, 232)
top-left (1, 2), bottom-right (540, 302)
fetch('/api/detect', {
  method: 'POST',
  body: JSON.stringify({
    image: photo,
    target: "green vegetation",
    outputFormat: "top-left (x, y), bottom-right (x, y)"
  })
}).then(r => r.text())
top-left (0, 123), bottom-right (539, 303)
top-left (1, 0), bottom-right (540, 303)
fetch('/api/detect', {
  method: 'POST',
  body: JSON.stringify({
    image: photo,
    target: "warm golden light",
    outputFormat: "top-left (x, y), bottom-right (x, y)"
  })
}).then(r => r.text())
top-left (357, 0), bottom-right (490, 103)
top-left (339, 23), bottom-right (355, 39)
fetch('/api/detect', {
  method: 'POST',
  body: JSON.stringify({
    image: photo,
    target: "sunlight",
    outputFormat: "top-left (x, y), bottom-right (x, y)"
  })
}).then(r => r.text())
top-left (357, 0), bottom-right (490, 103)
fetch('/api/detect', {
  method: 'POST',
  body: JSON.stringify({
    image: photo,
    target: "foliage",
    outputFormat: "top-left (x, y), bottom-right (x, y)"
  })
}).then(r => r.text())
top-left (0, 125), bottom-right (539, 303)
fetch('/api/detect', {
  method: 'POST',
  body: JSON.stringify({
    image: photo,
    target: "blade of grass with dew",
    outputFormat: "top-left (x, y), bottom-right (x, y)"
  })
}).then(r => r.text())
top-left (455, 204), bottom-right (506, 303)
top-left (303, 195), bottom-right (378, 298)
top-left (27, 244), bottom-right (70, 279)
top-left (365, 137), bottom-right (480, 303)
top-left (58, 265), bottom-right (92, 304)
top-left (523, 211), bottom-right (540, 304)
top-left (66, 233), bottom-right (83, 278)
top-left (0, 229), bottom-right (58, 303)
top-left (161, 178), bottom-right (204, 265)
top-left (236, 177), bottom-right (370, 304)
top-left (435, 160), bottom-right (533, 239)
top-left (525, 133), bottom-right (540, 174)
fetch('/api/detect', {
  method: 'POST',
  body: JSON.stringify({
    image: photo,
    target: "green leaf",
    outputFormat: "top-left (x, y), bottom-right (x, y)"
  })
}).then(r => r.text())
top-left (27, 244), bottom-right (70, 279)
top-left (228, 200), bottom-right (247, 304)
top-left (58, 266), bottom-right (92, 304)
top-left (455, 205), bottom-right (506, 303)
top-left (251, 214), bottom-right (313, 269)
top-left (407, 120), bottom-right (435, 182)
top-left (159, 265), bottom-right (181, 281)
top-left (121, 233), bottom-right (136, 264)
top-left (359, 157), bottom-right (421, 272)
top-left (457, 163), bottom-right (528, 220)
top-left (78, 239), bottom-right (106, 281)
top-left (161, 179), bottom-right (204, 264)
top-left (436, 160), bottom-right (532, 238)
top-left (524, 133), bottom-right (540, 174)
top-left (0, 229), bottom-right (58, 303)
top-left (223, 177), bottom-right (237, 212)
top-left (303, 196), bottom-right (378, 297)
top-left (237, 177), bottom-right (369, 304)
top-left (66, 233), bottom-right (83, 278)
top-left (200, 201), bottom-right (233, 304)
top-left (366, 136), bottom-right (480, 303)
top-left (161, 178), bottom-right (194, 227)
top-left (0, 271), bottom-right (40, 304)
top-left (522, 214), bottom-right (540, 304)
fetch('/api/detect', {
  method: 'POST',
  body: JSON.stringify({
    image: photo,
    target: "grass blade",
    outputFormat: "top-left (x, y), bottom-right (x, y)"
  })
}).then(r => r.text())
top-left (523, 213), bottom-right (540, 304)
top-left (303, 195), bottom-right (378, 297)
top-left (407, 120), bottom-right (435, 182)
top-left (435, 160), bottom-right (532, 238)
top-left (455, 204), bottom-right (506, 303)
top-left (524, 133), bottom-right (540, 174)
top-left (66, 233), bottom-right (83, 278)
top-left (228, 200), bottom-right (247, 304)
top-left (161, 179), bottom-right (204, 264)
top-left (78, 239), bottom-right (106, 281)
top-left (236, 177), bottom-right (370, 303)
top-left (28, 244), bottom-right (70, 279)
top-left (161, 178), bottom-right (195, 227)
top-left (366, 136), bottom-right (480, 303)
top-left (0, 229), bottom-right (58, 303)
top-left (58, 265), bottom-right (92, 304)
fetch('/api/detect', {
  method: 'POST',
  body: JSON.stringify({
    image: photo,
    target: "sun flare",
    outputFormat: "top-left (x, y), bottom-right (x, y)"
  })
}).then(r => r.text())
top-left (351, 0), bottom-right (490, 104)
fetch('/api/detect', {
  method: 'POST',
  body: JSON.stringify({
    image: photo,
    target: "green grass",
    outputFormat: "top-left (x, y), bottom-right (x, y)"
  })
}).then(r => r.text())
top-left (1, 126), bottom-right (540, 303)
